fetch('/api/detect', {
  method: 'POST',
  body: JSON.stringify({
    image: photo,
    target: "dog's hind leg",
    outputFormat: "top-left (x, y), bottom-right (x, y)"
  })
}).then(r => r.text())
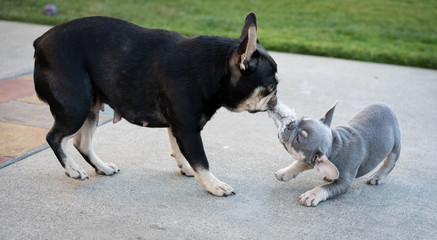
top-left (46, 129), bottom-right (88, 180)
top-left (45, 104), bottom-right (93, 179)
top-left (366, 148), bottom-right (400, 185)
top-left (45, 104), bottom-right (91, 180)
top-left (367, 136), bottom-right (401, 185)
top-left (35, 60), bottom-right (96, 179)
top-left (167, 128), bottom-right (195, 177)
top-left (74, 111), bottom-right (120, 176)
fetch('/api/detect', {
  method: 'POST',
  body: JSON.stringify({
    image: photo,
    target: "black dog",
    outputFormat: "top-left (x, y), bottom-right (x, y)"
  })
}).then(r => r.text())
top-left (33, 12), bottom-right (278, 196)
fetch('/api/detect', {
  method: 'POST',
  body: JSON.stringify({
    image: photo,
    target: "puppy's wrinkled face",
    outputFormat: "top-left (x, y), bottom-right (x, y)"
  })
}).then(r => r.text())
top-left (280, 118), bottom-right (332, 166)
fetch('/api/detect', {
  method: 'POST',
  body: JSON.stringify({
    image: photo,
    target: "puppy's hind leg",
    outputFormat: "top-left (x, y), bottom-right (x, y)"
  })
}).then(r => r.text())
top-left (366, 150), bottom-right (400, 185)
top-left (74, 111), bottom-right (119, 176)
top-left (167, 128), bottom-right (195, 177)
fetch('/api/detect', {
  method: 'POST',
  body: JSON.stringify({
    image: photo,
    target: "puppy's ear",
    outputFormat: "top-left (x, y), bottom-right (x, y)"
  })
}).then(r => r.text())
top-left (314, 155), bottom-right (339, 180)
top-left (239, 12), bottom-right (257, 40)
top-left (320, 101), bottom-right (338, 127)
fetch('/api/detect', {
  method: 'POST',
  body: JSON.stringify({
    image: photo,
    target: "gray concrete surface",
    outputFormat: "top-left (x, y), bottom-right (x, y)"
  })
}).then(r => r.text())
top-left (1, 20), bottom-right (437, 239)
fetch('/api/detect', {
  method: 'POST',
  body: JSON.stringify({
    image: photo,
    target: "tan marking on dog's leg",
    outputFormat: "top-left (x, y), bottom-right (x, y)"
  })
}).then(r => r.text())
top-left (167, 128), bottom-right (195, 176)
top-left (275, 161), bottom-right (312, 182)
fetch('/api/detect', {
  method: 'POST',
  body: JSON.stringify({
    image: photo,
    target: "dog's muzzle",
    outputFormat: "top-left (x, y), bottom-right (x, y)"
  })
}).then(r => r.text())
top-left (267, 94), bottom-right (278, 109)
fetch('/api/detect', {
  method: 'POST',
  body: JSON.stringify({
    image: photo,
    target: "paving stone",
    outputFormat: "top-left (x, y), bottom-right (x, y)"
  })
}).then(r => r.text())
top-left (0, 155), bottom-right (10, 165)
top-left (0, 121), bottom-right (48, 157)
top-left (0, 100), bottom-right (53, 129)
top-left (0, 98), bottom-right (112, 130)
top-left (0, 75), bottom-right (35, 103)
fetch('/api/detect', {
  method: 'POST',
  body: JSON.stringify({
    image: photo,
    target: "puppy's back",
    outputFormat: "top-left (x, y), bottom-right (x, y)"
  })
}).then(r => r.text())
top-left (347, 103), bottom-right (401, 165)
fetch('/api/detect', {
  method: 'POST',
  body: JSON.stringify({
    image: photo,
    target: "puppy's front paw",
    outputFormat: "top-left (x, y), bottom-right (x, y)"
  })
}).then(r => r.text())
top-left (299, 187), bottom-right (329, 207)
top-left (275, 167), bottom-right (296, 182)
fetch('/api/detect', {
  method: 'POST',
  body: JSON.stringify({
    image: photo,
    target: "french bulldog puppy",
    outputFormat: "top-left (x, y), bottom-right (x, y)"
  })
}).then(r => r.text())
top-left (269, 102), bottom-right (401, 206)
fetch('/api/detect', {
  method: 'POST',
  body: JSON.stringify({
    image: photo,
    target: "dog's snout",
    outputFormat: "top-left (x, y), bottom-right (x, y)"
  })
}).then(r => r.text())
top-left (267, 94), bottom-right (278, 109)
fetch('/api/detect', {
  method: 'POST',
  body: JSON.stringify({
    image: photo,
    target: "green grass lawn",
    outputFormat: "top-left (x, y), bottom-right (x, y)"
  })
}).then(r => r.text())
top-left (1, 0), bottom-right (436, 69)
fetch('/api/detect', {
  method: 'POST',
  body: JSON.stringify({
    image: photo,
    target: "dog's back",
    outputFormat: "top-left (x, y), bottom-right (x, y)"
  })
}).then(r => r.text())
top-left (33, 17), bottom-right (187, 126)
top-left (347, 103), bottom-right (401, 151)
top-left (33, 17), bottom-right (183, 96)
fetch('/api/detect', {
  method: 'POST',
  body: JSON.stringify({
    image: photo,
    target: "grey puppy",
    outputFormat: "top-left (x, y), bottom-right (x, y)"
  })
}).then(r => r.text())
top-left (269, 101), bottom-right (401, 206)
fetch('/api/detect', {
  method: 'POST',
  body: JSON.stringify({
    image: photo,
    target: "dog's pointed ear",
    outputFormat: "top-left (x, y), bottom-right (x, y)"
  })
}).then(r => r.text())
top-left (314, 155), bottom-right (339, 180)
top-left (239, 12), bottom-right (258, 40)
top-left (239, 25), bottom-right (257, 70)
top-left (233, 12), bottom-right (258, 71)
top-left (229, 12), bottom-right (259, 82)
top-left (235, 24), bottom-right (257, 71)
top-left (320, 101), bottom-right (338, 127)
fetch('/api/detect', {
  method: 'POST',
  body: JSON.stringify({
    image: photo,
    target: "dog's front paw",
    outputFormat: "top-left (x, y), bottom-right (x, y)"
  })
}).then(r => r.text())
top-left (195, 170), bottom-right (235, 197)
top-left (65, 163), bottom-right (89, 180)
top-left (275, 167), bottom-right (297, 182)
top-left (299, 187), bottom-right (329, 207)
top-left (95, 162), bottom-right (120, 176)
top-left (206, 181), bottom-right (235, 197)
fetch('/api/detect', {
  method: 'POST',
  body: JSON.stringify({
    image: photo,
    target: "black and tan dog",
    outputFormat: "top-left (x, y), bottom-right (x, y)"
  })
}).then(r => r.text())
top-left (33, 12), bottom-right (278, 196)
